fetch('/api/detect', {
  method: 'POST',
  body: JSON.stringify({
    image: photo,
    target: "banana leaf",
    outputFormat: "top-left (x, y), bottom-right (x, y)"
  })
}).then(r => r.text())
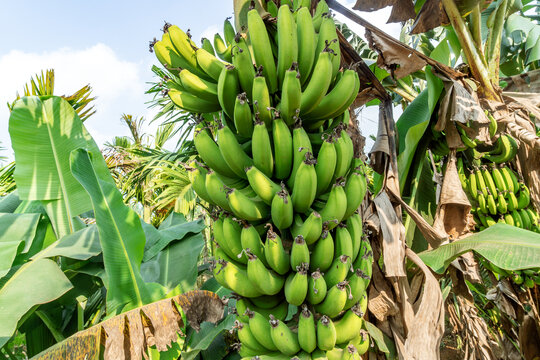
top-left (8, 96), bottom-right (113, 238)
top-left (70, 148), bottom-right (153, 314)
top-left (32, 225), bottom-right (101, 261)
top-left (0, 213), bottom-right (40, 277)
top-left (418, 224), bottom-right (540, 273)
top-left (0, 258), bottom-right (72, 348)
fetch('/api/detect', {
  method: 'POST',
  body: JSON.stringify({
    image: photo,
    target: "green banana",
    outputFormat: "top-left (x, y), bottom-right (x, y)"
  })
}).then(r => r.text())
top-left (264, 224), bottom-right (290, 275)
top-left (487, 112), bottom-right (498, 138)
top-left (232, 34), bottom-right (256, 100)
top-left (512, 209), bottom-right (524, 228)
top-left (519, 208), bottom-right (532, 230)
top-left (335, 305), bottom-right (365, 345)
top-left (517, 183), bottom-right (531, 209)
top-left (168, 88), bottom-right (221, 113)
top-left (496, 192), bottom-right (508, 214)
top-left (475, 167), bottom-right (488, 198)
top-left (252, 71), bottom-right (274, 128)
top-left (312, 0), bottom-right (330, 32)
top-left (217, 124), bottom-right (253, 179)
top-left (504, 212), bottom-right (515, 226)
top-left (458, 127), bottom-right (477, 148)
top-left (273, 116), bottom-right (294, 180)
top-left (481, 166), bottom-right (498, 200)
top-left (246, 310), bottom-right (279, 351)
top-left (196, 47), bottom-right (225, 81)
top-left (235, 320), bottom-right (268, 353)
top-left (226, 186), bottom-right (269, 221)
top-left (194, 127), bottom-right (237, 178)
top-left (284, 262), bottom-right (309, 306)
top-left (269, 315), bottom-right (301, 356)
top-left (344, 269), bottom-right (368, 310)
top-left (186, 161), bottom-right (214, 204)
top-left (288, 120), bottom-right (313, 188)
top-left (271, 185), bottom-right (294, 229)
top-left (233, 92), bottom-right (254, 138)
top-left (456, 157), bottom-right (469, 190)
top-left (319, 178), bottom-right (348, 226)
top-left (315, 15), bottom-right (341, 81)
top-left (246, 250), bottom-right (285, 295)
top-left (316, 281), bottom-right (349, 318)
top-left (200, 37), bottom-right (215, 55)
top-left (333, 125), bottom-right (354, 180)
top-left (307, 269), bottom-right (328, 305)
top-left (335, 224), bottom-right (354, 259)
top-left (248, 300), bottom-right (289, 321)
top-left (486, 190), bottom-right (497, 216)
top-left (217, 64), bottom-right (240, 118)
top-left (250, 295), bottom-right (283, 309)
top-left (252, 115), bottom-right (274, 177)
top-left (468, 169), bottom-right (478, 200)
top-left (317, 315), bottom-right (337, 351)
top-left (485, 134), bottom-right (518, 163)
top-left (296, 6), bottom-right (316, 86)
top-left (246, 166), bottom-right (281, 205)
top-left (477, 192), bottom-right (488, 214)
top-left (291, 211), bottom-right (323, 245)
top-left (491, 165), bottom-right (508, 193)
top-left (167, 25), bottom-right (199, 70)
top-left (310, 230), bottom-right (335, 272)
top-left (291, 235), bottom-right (310, 270)
top-left (213, 216), bottom-right (236, 260)
top-left (315, 135), bottom-right (338, 196)
top-left (277, 4), bottom-right (298, 87)
top-left (224, 17), bottom-right (236, 45)
top-left (178, 68), bottom-right (219, 103)
top-left (506, 190), bottom-right (519, 212)
top-left (324, 254), bottom-right (352, 289)
top-left (291, 152), bottom-right (318, 213)
top-left (205, 170), bottom-right (233, 212)
top-left (304, 69), bottom-right (360, 121)
top-left (267, 0), bottom-right (279, 16)
top-left (280, 64), bottom-right (302, 125)
top-left (241, 223), bottom-right (267, 266)
top-left (346, 212), bottom-right (363, 262)
top-left (247, 8), bottom-right (278, 93)
top-left (350, 331), bottom-right (370, 355)
top-left (213, 260), bottom-right (262, 297)
top-left (213, 33), bottom-right (232, 62)
top-left (343, 170), bottom-right (367, 220)
top-left (234, 298), bottom-right (250, 322)
top-left (222, 215), bottom-right (247, 263)
top-left (500, 165), bottom-right (516, 193)
top-left (298, 305), bottom-right (317, 353)
top-left (300, 49), bottom-right (334, 114)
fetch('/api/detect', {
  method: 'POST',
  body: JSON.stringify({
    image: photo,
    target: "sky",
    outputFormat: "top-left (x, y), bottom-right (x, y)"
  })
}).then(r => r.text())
top-left (0, 0), bottom-right (402, 162)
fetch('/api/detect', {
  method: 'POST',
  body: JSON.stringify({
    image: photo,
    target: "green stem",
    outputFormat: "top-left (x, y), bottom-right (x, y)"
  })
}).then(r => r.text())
top-left (441, 0), bottom-right (499, 100)
top-left (469, 4), bottom-right (485, 62)
top-left (486, 0), bottom-right (508, 83)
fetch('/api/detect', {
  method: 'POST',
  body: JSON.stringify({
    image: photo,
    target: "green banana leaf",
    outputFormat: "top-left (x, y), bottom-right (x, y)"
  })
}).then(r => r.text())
top-left (393, 68), bottom-right (443, 194)
top-left (70, 148), bottom-right (153, 314)
top-left (141, 233), bottom-right (204, 293)
top-left (182, 315), bottom-right (236, 360)
top-left (0, 258), bottom-right (72, 348)
top-left (0, 213), bottom-right (40, 277)
top-left (505, 13), bottom-right (540, 64)
top-left (418, 224), bottom-right (540, 273)
top-left (32, 225), bottom-right (101, 261)
top-left (0, 191), bottom-right (22, 213)
top-left (8, 96), bottom-right (113, 237)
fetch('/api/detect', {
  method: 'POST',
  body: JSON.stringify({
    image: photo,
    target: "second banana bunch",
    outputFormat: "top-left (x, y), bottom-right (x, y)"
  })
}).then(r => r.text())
top-left (152, 0), bottom-right (374, 357)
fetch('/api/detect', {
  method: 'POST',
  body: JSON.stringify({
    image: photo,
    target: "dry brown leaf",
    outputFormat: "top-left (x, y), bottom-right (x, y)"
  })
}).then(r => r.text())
top-left (31, 290), bottom-right (224, 360)
top-left (503, 69), bottom-right (540, 94)
top-left (411, 0), bottom-right (449, 34)
top-left (368, 287), bottom-right (400, 322)
top-left (353, 0), bottom-right (416, 23)
top-left (401, 249), bottom-right (445, 360)
top-left (432, 151), bottom-right (472, 240)
top-left (519, 315), bottom-right (540, 360)
top-left (366, 30), bottom-right (427, 79)
top-left (373, 191), bottom-right (406, 277)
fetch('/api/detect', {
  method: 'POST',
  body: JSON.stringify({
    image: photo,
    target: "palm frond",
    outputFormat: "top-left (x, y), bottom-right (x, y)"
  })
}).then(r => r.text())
top-left (0, 162), bottom-right (16, 196)
top-left (7, 69), bottom-right (97, 122)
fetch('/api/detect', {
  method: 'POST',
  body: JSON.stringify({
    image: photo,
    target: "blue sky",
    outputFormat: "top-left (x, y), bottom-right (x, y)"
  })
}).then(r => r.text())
top-left (0, 0), bottom-right (400, 161)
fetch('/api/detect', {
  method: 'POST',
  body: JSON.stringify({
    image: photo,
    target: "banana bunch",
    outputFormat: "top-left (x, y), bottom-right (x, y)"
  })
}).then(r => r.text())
top-left (158, 1), bottom-right (376, 357)
top-left (456, 160), bottom-right (540, 233)
top-left (481, 258), bottom-right (540, 288)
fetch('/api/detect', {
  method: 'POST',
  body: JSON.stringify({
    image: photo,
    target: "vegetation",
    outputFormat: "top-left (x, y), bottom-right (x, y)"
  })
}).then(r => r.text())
top-left (1, 0), bottom-right (540, 359)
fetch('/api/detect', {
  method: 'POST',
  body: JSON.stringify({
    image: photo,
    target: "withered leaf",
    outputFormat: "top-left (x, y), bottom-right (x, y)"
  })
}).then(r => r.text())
top-left (31, 290), bottom-right (224, 360)
top-left (353, 0), bottom-right (415, 23)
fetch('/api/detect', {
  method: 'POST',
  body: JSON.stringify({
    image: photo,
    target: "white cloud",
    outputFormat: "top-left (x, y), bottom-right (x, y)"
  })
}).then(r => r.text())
top-left (0, 44), bottom-right (153, 161)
